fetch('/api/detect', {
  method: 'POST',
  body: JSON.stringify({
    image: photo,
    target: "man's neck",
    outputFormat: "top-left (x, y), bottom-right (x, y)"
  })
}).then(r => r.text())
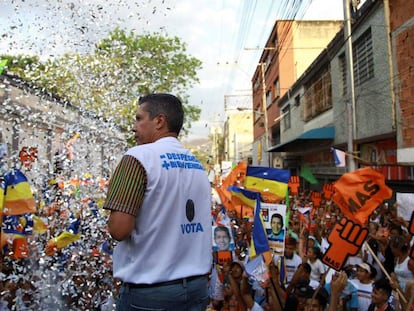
top-left (374, 301), bottom-right (388, 311)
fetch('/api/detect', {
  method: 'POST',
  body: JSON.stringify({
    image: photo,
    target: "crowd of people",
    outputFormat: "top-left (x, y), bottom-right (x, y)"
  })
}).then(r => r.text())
top-left (208, 193), bottom-right (414, 311)
top-left (2, 184), bottom-right (412, 311)
top-left (1, 172), bottom-right (413, 310)
top-left (1, 93), bottom-right (413, 311)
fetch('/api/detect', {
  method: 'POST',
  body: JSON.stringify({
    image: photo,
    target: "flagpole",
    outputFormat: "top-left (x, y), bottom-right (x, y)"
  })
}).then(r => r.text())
top-left (365, 242), bottom-right (407, 304)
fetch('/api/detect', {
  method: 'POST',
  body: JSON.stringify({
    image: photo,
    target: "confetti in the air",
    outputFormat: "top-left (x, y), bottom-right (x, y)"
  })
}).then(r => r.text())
top-left (0, 1), bottom-right (204, 310)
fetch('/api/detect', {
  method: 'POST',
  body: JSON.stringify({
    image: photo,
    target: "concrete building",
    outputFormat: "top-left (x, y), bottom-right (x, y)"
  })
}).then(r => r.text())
top-left (223, 111), bottom-right (253, 165)
top-left (268, 0), bottom-right (413, 191)
top-left (250, 20), bottom-right (343, 167)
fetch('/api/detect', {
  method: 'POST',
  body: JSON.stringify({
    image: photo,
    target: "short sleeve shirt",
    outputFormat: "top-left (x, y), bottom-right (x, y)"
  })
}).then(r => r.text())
top-left (103, 155), bottom-right (147, 216)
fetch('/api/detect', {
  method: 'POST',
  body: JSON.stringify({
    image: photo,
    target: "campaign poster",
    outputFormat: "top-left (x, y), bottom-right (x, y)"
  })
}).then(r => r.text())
top-left (212, 225), bottom-right (235, 252)
top-left (261, 203), bottom-right (286, 256)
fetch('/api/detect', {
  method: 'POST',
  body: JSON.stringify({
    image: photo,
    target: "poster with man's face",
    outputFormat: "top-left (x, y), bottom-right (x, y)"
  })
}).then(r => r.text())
top-left (261, 203), bottom-right (286, 256)
top-left (212, 225), bottom-right (235, 252)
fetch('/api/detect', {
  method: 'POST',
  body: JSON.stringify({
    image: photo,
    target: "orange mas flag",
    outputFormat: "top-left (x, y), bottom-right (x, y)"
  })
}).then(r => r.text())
top-left (332, 167), bottom-right (392, 225)
top-left (215, 161), bottom-right (247, 215)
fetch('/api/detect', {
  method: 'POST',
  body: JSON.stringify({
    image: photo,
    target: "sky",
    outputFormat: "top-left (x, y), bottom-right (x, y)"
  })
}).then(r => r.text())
top-left (0, 0), bottom-right (345, 143)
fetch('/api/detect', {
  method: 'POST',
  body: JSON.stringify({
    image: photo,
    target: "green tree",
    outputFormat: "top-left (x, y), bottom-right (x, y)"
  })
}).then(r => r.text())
top-left (0, 55), bottom-right (44, 76)
top-left (2, 28), bottom-right (202, 137)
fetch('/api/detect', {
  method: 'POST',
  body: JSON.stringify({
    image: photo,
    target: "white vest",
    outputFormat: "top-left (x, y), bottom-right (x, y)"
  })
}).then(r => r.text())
top-left (112, 137), bottom-right (212, 284)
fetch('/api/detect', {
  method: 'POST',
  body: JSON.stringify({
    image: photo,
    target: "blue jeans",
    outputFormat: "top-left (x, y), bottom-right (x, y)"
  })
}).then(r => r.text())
top-left (115, 276), bottom-right (209, 311)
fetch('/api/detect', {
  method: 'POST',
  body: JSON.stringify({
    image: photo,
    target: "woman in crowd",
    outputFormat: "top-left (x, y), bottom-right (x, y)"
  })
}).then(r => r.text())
top-left (306, 246), bottom-right (327, 286)
top-left (389, 235), bottom-right (411, 292)
top-left (349, 262), bottom-right (377, 311)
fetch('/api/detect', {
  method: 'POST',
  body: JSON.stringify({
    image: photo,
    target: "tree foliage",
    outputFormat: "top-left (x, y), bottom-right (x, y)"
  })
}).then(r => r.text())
top-left (2, 28), bottom-right (202, 136)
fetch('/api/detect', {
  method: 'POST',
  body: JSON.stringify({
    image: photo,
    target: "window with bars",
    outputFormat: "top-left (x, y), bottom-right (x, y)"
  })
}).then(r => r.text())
top-left (302, 68), bottom-right (333, 121)
top-left (265, 54), bottom-right (271, 70)
top-left (282, 105), bottom-right (291, 130)
top-left (254, 104), bottom-right (262, 123)
top-left (274, 79), bottom-right (280, 98)
top-left (253, 78), bottom-right (260, 92)
top-left (353, 28), bottom-right (374, 86)
top-left (266, 91), bottom-right (272, 107)
top-left (294, 95), bottom-right (300, 107)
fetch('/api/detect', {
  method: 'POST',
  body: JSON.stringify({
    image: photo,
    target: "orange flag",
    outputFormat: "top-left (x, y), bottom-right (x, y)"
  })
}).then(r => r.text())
top-left (332, 168), bottom-right (392, 225)
top-left (215, 162), bottom-right (249, 218)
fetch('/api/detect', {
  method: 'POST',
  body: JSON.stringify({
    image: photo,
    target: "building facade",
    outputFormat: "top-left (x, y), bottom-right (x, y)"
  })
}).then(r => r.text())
top-left (267, 0), bottom-right (413, 191)
top-left (250, 20), bottom-right (343, 167)
top-left (223, 111), bottom-right (253, 165)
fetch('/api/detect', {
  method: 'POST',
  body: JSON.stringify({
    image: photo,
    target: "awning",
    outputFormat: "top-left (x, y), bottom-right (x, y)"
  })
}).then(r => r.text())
top-left (268, 126), bottom-right (335, 153)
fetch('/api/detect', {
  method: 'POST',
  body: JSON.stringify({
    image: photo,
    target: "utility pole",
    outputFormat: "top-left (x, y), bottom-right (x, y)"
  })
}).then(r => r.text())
top-left (260, 62), bottom-right (270, 167)
top-left (344, 0), bottom-right (357, 172)
top-left (383, 0), bottom-right (397, 130)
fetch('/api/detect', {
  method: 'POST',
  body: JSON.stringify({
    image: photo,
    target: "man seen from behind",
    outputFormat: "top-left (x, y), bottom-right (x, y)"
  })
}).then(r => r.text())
top-left (104, 93), bottom-right (212, 310)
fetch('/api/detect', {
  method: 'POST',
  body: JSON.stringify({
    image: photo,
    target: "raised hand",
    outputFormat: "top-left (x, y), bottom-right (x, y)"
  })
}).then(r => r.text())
top-left (323, 183), bottom-right (335, 201)
top-left (311, 191), bottom-right (322, 208)
top-left (288, 176), bottom-right (300, 196)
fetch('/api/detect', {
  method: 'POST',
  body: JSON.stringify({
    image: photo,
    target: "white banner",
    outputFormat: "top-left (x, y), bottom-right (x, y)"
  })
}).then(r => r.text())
top-left (396, 192), bottom-right (414, 221)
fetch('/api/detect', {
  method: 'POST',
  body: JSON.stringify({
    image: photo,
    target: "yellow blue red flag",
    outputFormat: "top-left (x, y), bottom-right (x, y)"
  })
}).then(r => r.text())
top-left (228, 185), bottom-right (259, 208)
top-left (245, 166), bottom-right (290, 203)
top-left (229, 187), bottom-right (270, 257)
top-left (227, 186), bottom-right (270, 256)
top-left (3, 169), bottom-right (36, 215)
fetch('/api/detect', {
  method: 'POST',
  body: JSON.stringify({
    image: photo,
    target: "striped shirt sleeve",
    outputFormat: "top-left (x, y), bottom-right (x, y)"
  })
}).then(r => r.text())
top-left (103, 155), bottom-right (147, 216)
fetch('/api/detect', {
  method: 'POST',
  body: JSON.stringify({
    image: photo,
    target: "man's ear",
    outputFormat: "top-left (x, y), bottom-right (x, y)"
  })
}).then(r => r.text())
top-left (155, 114), bottom-right (167, 130)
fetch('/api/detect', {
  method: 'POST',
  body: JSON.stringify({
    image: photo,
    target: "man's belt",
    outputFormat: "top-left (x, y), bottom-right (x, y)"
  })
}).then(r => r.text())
top-left (124, 274), bottom-right (208, 288)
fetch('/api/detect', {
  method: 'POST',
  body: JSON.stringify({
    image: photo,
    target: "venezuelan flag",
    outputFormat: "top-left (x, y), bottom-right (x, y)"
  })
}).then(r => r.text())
top-left (245, 166), bottom-right (290, 203)
top-left (45, 230), bottom-right (82, 256)
top-left (228, 185), bottom-right (259, 208)
top-left (229, 187), bottom-right (270, 259)
top-left (3, 169), bottom-right (36, 215)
